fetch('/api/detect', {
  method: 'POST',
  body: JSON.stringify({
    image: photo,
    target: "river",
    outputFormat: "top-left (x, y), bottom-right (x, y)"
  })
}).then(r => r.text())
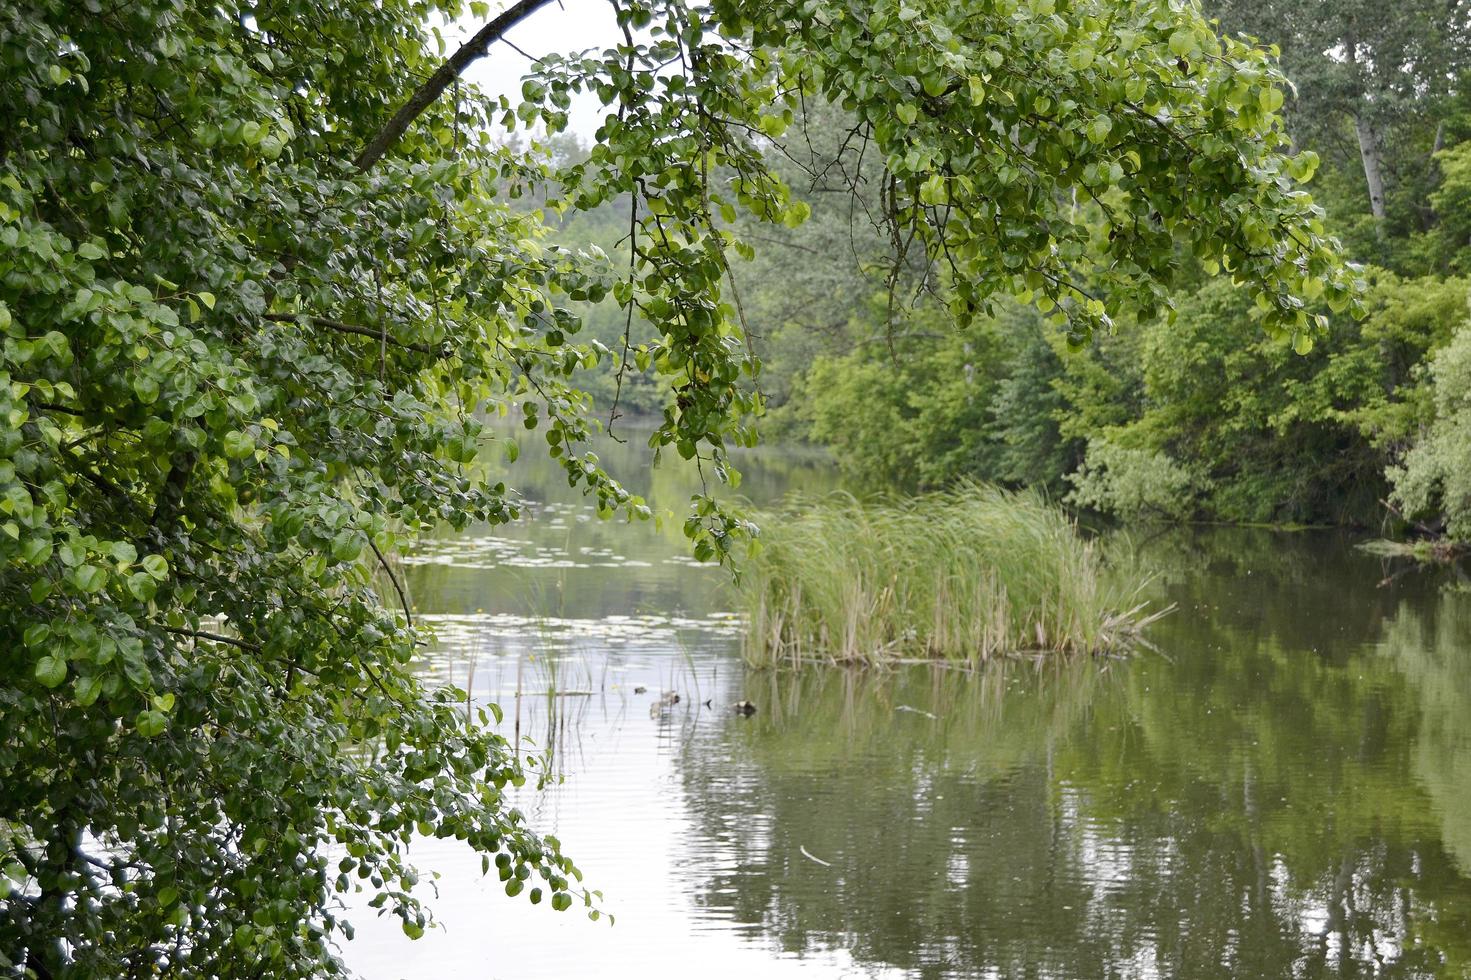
top-left (348, 432), bottom-right (1471, 979)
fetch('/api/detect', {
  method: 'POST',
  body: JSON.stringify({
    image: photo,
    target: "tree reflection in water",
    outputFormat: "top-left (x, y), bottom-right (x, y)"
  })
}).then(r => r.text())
top-left (678, 531), bottom-right (1471, 979)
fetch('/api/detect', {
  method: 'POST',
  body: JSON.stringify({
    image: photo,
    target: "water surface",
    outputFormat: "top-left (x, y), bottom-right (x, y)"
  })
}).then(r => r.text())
top-left (350, 436), bottom-right (1471, 979)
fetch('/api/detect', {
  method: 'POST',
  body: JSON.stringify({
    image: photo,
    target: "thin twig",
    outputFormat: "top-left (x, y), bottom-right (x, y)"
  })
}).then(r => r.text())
top-left (367, 537), bottom-right (414, 628)
top-left (161, 626), bottom-right (259, 652)
top-left (263, 312), bottom-right (439, 356)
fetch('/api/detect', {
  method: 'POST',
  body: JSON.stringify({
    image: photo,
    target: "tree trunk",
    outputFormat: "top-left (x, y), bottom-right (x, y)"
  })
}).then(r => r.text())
top-left (1343, 34), bottom-right (1387, 224)
top-left (1355, 113), bottom-right (1387, 221)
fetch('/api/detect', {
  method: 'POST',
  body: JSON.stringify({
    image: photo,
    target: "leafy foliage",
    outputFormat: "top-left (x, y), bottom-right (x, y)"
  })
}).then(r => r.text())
top-left (1106, 272), bottom-right (1470, 524)
top-left (1211, 0), bottom-right (1470, 238)
top-left (1, 1), bottom-right (628, 974)
top-left (1066, 439), bottom-right (1205, 522)
top-left (750, 0), bottom-right (1471, 540)
top-left (711, 0), bottom-right (1359, 348)
top-left (1388, 316), bottom-right (1471, 541)
top-left (800, 306), bottom-right (1011, 489)
top-left (1427, 141), bottom-right (1471, 276)
top-left (0, 0), bottom-right (1354, 973)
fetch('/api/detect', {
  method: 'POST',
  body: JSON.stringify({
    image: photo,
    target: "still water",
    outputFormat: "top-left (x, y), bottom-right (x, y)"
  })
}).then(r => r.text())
top-left (350, 434), bottom-right (1471, 979)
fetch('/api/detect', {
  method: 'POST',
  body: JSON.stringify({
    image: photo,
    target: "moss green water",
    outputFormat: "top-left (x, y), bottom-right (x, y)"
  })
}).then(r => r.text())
top-left (350, 434), bottom-right (1471, 979)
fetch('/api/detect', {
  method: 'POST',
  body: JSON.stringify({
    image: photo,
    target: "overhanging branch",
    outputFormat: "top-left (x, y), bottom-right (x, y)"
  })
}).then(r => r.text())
top-left (262, 313), bottom-right (441, 356)
top-left (162, 626), bottom-right (260, 652)
top-left (355, 0), bottom-right (556, 171)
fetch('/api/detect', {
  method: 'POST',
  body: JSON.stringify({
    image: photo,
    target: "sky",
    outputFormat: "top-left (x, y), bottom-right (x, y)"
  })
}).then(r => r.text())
top-left (447, 0), bottom-right (625, 141)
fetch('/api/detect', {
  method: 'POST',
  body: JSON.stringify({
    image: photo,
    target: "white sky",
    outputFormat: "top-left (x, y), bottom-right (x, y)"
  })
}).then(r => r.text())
top-left (445, 0), bottom-right (624, 141)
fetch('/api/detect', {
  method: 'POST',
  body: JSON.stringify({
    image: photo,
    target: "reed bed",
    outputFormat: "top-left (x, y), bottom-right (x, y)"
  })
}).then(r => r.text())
top-left (741, 485), bottom-right (1160, 667)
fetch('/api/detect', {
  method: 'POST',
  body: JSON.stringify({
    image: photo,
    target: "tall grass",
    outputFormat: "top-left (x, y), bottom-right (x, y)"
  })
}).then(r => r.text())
top-left (741, 484), bottom-right (1159, 667)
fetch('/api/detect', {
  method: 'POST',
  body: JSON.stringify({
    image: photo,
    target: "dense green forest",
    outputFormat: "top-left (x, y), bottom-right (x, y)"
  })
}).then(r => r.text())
top-left (546, 1), bottom-right (1471, 542)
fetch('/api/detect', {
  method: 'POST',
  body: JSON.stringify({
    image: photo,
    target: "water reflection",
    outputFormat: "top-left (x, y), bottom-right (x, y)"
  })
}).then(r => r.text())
top-left (350, 437), bottom-right (1471, 980)
top-left (1381, 587), bottom-right (1471, 880)
top-left (673, 532), bottom-right (1471, 978)
top-left (399, 428), bottom-right (838, 624)
top-left (681, 662), bottom-right (1126, 978)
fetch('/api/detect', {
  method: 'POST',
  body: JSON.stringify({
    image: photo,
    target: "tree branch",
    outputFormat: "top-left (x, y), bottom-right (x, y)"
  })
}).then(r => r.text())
top-left (161, 626), bottom-right (260, 652)
top-left (367, 537), bottom-right (414, 628)
top-left (354, 0), bottom-right (556, 171)
top-left (262, 313), bottom-right (441, 356)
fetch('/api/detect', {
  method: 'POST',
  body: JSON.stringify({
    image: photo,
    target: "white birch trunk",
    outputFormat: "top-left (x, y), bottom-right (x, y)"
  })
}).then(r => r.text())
top-left (1355, 113), bottom-right (1387, 221)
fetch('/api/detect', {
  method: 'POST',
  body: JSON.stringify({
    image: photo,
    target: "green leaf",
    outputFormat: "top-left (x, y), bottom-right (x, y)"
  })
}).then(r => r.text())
top-left (223, 430), bottom-right (255, 459)
top-left (35, 655), bottom-right (68, 688)
top-left (781, 201), bottom-right (811, 229)
top-left (21, 536), bottom-right (52, 566)
top-left (133, 375), bottom-right (160, 404)
top-left (1288, 150), bottom-right (1320, 182)
top-left (967, 75), bottom-right (985, 106)
top-left (331, 532), bottom-right (362, 563)
top-left (446, 432), bottom-right (479, 463)
top-left (136, 709), bottom-right (167, 738)
top-left (71, 564), bottom-right (108, 593)
top-left (122, 652), bottom-right (151, 690)
top-left (75, 674), bottom-right (104, 707)
top-left (918, 174), bottom-right (948, 206)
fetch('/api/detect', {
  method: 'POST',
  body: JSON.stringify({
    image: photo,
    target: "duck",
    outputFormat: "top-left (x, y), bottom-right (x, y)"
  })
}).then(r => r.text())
top-left (733, 700), bottom-right (756, 716)
top-left (648, 690), bottom-right (680, 717)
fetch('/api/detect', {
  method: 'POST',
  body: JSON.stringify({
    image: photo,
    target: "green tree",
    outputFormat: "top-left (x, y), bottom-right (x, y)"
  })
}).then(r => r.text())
top-left (1212, 0), bottom-right (1470, 248)
top-left (1388, 316), bottom-right (1471, 542)
top-left (1, 0), bottom-right (1351, 974)
top-left (1425, 140), bottom-right (1471, 275)
top-left (799, 305), bottom-right (1011, 489)
top-left (1064, 273), bottom-right (1465, 525)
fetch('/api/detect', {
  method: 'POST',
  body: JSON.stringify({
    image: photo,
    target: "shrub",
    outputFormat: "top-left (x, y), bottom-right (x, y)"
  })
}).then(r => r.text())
top-left (1066, 439), bottom-right (1206, 522)
top-left (1388, 319), bottom-right (1471, 540)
